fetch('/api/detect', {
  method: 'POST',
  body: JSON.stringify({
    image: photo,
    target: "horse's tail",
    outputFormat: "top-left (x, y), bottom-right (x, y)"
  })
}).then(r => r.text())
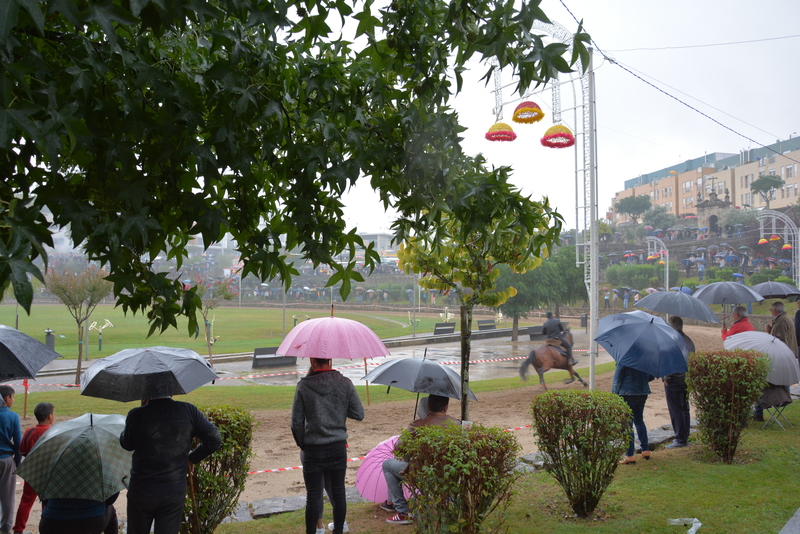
top-left (519, 351), bottom-right (536, 381)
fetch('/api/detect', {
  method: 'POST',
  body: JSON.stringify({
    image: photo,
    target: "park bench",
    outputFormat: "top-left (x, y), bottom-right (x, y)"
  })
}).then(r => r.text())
top-left (477, 319), bottom-right (497, 331)
top-left (433, 322), bottom-right (456, 335)
top-left (252, 347), bottom-right (297, 369)
top-left (528, 325), bottom-right (545, 341)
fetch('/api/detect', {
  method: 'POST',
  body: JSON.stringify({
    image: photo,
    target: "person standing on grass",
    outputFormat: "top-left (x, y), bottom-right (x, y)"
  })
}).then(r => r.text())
top-left (664, 318), bottom-right (693, 449)
top-left (120, 397), bottom-right (221, 534)
top-left (291, 358), bottom-right (364, 534)
top-left (0, 386), bottom-right (21, 534)
top-left (13, 402), bottom-right (55, 534)
top-left (766, 301), bottom-right (798, 357)
top-left (612, 366), bottom-right (654, 465)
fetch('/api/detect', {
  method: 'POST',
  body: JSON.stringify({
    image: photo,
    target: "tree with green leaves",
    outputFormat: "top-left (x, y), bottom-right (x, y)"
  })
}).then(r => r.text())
top-left (1, 0), bottom-right (590, 337)
top-left (642, 205), bottom-right (677, 232)
top-left (750, 175), bottom-right (786, 209)
top-left (398, 166), bottom-right (562, 420)
top-left (196, 278), bottom-right (236, 367)
top-left (495, 262), bottom-right (560, 341)
top-left (615, 195), bottom-right (652, 225)
top-left (45, 267), bottom-right (113, 382)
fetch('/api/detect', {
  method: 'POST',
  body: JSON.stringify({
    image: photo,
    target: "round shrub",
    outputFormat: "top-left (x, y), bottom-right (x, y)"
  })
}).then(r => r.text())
top-left (181, 405), bottom-right (256, 534)
top-left (687, 350), bottom-right (769, 464)
top-left (394, 424), bottom-right (521, 534)
top-left (531, 390), bottom-right (630, 518)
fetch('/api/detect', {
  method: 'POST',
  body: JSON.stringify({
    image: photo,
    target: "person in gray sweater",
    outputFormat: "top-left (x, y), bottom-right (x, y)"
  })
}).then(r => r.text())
top-left (291, 358), bottom-right (364, 534)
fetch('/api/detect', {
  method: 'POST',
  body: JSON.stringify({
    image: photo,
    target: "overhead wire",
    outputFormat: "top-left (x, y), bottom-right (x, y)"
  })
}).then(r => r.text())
top-left (607, 33), bottom-right (800, 52)
top-left (557, 0), bottom-right (800, 166)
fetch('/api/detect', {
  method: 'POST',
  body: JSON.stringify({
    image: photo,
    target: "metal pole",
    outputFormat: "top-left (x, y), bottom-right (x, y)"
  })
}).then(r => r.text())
top-left (587, 48), bottom-right (599, 390)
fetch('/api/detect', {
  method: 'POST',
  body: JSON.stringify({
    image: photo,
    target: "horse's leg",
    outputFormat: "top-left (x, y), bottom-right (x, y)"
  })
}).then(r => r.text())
top-left (564, 364), bottom-right (575, 384)
top-left (536, 366), bottom-right (548, 390)
top-left (572, 369), bottom-right (589, 387)
top-left (532, 351), bottom-right (550, 390)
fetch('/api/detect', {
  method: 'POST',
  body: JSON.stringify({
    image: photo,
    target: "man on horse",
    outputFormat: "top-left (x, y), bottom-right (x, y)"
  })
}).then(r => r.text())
top-left (542, 311), bottom-right (576, 365)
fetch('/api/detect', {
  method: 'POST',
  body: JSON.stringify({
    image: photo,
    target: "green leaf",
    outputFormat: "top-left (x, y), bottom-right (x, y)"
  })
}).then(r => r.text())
top-left (0, 0), bottom-right (19, 46)
top-left (17, 0), bottom-right (44, 37)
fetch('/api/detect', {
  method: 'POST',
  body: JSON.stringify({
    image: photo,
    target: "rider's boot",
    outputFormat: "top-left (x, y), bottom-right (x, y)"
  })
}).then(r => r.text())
top-left (566, 345), bottom-right (577, 366)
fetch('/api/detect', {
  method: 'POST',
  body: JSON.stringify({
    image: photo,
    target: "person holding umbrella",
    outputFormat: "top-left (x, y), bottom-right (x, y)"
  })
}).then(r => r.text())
top-left (0, 386), bottom-right (20, 534)
top-left (291, 358), bottom-right (364, 534)
top-left (120, 396), bottom-right (222, 534)
top-left (663, 317), bottom-right (694, 449)
top-left (612, 364), bottom-right (655, 464)
top-left (766, 302), bottom-right (798, 358)
top-left (721, 306), bottom-right (755, 340)
top-left (381, 394), bottom-right (460, 525)
top-left (12, 402), bottom-right (55, 534)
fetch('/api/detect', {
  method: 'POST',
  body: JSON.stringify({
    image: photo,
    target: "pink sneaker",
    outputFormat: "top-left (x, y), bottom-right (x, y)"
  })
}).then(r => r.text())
top-left (386, 513), bottom-right (411, 525)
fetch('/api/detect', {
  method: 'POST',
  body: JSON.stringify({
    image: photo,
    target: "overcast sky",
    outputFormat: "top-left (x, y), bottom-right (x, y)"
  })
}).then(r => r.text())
top-left (342, 0), bottom-right (800, 233)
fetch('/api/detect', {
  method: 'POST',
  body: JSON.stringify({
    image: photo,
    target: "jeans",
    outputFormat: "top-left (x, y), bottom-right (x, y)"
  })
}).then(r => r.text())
top-left (382, 458), bottom-right (410, 514)
top-left (623, 395), bottom-right (649, 457)
top-left (302, 446), bottom-right (348, 534)
top-left (300, 451), bottom-right (334, 522)
top-left (664, 379), bottom-right (691, 444)
top-left (39, 505), bottom-right (117, 534)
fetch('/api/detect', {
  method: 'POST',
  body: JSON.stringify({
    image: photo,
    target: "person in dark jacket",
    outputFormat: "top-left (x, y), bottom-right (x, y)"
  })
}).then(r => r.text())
top-left (291, 358), bottom-right (364, 534)
top-left (612, 364), bottom-right (655, 464)
top-left (120, 398), bottom-right (221, 534)
top-left (542, 312), bottom-right (575, 365)
top-left (663, 317), bottom-right (694, 449)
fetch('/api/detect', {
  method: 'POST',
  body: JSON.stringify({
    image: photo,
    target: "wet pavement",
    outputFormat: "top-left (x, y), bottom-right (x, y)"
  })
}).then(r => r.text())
top-left (20, 329), bottom-right (615, 392)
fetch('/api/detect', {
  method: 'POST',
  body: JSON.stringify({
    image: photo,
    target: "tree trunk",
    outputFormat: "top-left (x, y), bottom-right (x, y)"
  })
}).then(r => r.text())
top-left (554, 302), bottom-right (561, 318)
top-left (74, 323), bottom-right (83, 384)
top-left (511, 316), bottom-right (519, 342)
top-left (459, 304), bottom-right (473, 422)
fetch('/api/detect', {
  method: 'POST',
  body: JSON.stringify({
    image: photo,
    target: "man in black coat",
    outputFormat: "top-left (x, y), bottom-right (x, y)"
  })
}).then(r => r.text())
top-left (120, 398), bottom-right (221, 534)
top-left (542, 312), bottom-right (575, 365)
top-left (664, 316), bottom-right (694, 448)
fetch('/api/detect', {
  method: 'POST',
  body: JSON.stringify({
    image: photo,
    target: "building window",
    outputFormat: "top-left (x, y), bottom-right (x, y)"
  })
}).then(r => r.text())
top-left (769, 169), bottom-right (777, 176)
top-left (787, 165), bottom-right (793, 178)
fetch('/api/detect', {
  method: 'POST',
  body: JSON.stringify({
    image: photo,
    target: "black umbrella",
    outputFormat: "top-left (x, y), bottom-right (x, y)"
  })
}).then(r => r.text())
top-left (0, 325), bottom-right (62, 382)
top-left (362, 358), bottom-right (477, 400)
top-left (693, 282), bottom-right (763, 305)
top-left (634, 291), bottom-right (719, 323)
top-left (80, 346), bottom-right (218, 402)
top-left (752, 281), bottom-right (800, 299)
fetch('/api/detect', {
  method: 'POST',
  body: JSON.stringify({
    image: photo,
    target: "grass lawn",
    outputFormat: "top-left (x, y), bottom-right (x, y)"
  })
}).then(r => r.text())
top-left (0, 303), bottom-right (469, 359)
top-left (214, 401), bottom-right (800, 534)
top-left (13, 361), bottom-right (794, 533)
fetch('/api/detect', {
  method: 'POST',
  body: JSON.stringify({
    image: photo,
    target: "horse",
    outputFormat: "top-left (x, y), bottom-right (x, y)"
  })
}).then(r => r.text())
top-left (519, 328), bottom-right (588, 390)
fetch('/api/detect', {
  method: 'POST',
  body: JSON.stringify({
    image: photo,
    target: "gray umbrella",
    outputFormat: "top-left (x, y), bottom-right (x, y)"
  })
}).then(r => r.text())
top-left (80, 346), bottom-right (218, 402)
top-left (752, 281), bottom-right (800, 300)
top-left (692, 281), bottom-right (764, 305)
top-left (362, 358), bottom-right (477, 400)
top-left (0, 325), bottom-right (62, 382)
top-left (634, 291), bottom-right (720, 324)
top-left (723, 332), bottom-right (800, 386)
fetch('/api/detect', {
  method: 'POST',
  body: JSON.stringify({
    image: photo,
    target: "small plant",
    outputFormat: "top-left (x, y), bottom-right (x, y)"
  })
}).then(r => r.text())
top-left (531, 390), bottom-right (630, 518)
top-left (687, 350), bottom-right (769, 464)
top-left (394, 424), bottom-right (521, 534)
top-left (181, 405), bottom-right (256, 534)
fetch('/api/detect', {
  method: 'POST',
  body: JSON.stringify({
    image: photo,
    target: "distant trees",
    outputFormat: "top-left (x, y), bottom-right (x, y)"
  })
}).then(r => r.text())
top-left (615, 195), bottom-right (652, 225)
top-left (642, 205), bottom-right (677, 232)
top-left (45, 268), bottom-right (112, 382)
top-left (196, 279), bottom-right (237, 367)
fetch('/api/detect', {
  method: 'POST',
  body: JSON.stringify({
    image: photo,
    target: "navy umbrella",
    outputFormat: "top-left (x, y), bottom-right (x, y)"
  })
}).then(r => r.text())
top-left (595, 311), bottom-right (689, 377)
top-left (362, 358), bottom-right (477, 400)
top-left (634, 290), bottom-right (719, 323)
top-left (0, 325), bottom-right (62, 382)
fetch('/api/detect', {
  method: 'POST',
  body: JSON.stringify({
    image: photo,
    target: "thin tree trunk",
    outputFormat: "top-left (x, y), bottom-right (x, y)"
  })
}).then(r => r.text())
top-left (74, 323), bottom-right (83, 384)
top-left (205, 318), bottom-right (214, 368)
top-left (460, 304), bottom-right (473, 422)
top-left (511, 316), bottom-right (519, 342)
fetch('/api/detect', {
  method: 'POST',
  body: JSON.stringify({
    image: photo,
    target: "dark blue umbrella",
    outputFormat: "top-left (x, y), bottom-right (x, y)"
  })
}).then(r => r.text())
top-left (753, 281), bottom-right (800, 299)
top-left (681, 259), bottom-right (694, 266)
top-left (778, 258), bottom-right (792, 264)
top-left (732, 273), bottom-right (745, 278)
top-left (595, 311), bottom-right (689, 377)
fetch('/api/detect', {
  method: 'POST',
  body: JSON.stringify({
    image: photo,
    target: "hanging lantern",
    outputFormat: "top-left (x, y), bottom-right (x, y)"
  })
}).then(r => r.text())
top-left (541, 124), bottom-right (575, 148)
top-left (770, 234), bottom-right (781, 241)
top-left (485, 122), bottom-right (517, 142)
top-left (758, 238), bottom-right (769, 245)
top-left (511, 101), bottom-right (545, 124)
top-left (782, 243), bottom-right (793, 250)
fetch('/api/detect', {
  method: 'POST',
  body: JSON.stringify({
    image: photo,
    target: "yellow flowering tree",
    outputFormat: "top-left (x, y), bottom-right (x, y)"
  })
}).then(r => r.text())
top-left (398, 163), bottom-right (563, 420)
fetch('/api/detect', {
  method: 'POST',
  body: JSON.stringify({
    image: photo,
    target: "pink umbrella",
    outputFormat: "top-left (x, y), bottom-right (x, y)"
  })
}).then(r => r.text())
top-left (276, 316), bottom-right (390, 360)
top-left (355, 435), bottom-right (412, 503)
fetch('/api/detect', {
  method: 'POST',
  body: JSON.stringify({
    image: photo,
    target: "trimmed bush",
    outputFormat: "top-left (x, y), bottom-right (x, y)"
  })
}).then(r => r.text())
top-left (687, 350), bottom-right (770, 464)
top-left (715, 268), bottom-right (736, 281)
top-left (531, 390), bottom-right (630, 518)
top-left (394, 424), bottom-right (521, 534)
top-left (181, 405), bottom-right (256, 534)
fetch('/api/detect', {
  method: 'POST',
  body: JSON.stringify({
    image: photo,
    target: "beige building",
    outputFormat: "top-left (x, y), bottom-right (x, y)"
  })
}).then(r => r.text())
top-left (610, 139), bottom-right (800, 224)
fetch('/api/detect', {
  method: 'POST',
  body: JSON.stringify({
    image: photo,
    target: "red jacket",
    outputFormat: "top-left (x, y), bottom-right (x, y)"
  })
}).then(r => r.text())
top-left (20, 424), bottom-right (50, 456)
top-left (721, 317), bottom-right (755, 340)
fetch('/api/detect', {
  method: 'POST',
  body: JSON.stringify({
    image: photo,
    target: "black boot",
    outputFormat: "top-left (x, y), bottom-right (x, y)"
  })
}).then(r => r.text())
top-left (567, 345), bottom-right (577, 366)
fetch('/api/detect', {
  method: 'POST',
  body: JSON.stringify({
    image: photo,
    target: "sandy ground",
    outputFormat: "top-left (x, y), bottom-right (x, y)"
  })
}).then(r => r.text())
top-left (14, 324), bottom-right (726, 531)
